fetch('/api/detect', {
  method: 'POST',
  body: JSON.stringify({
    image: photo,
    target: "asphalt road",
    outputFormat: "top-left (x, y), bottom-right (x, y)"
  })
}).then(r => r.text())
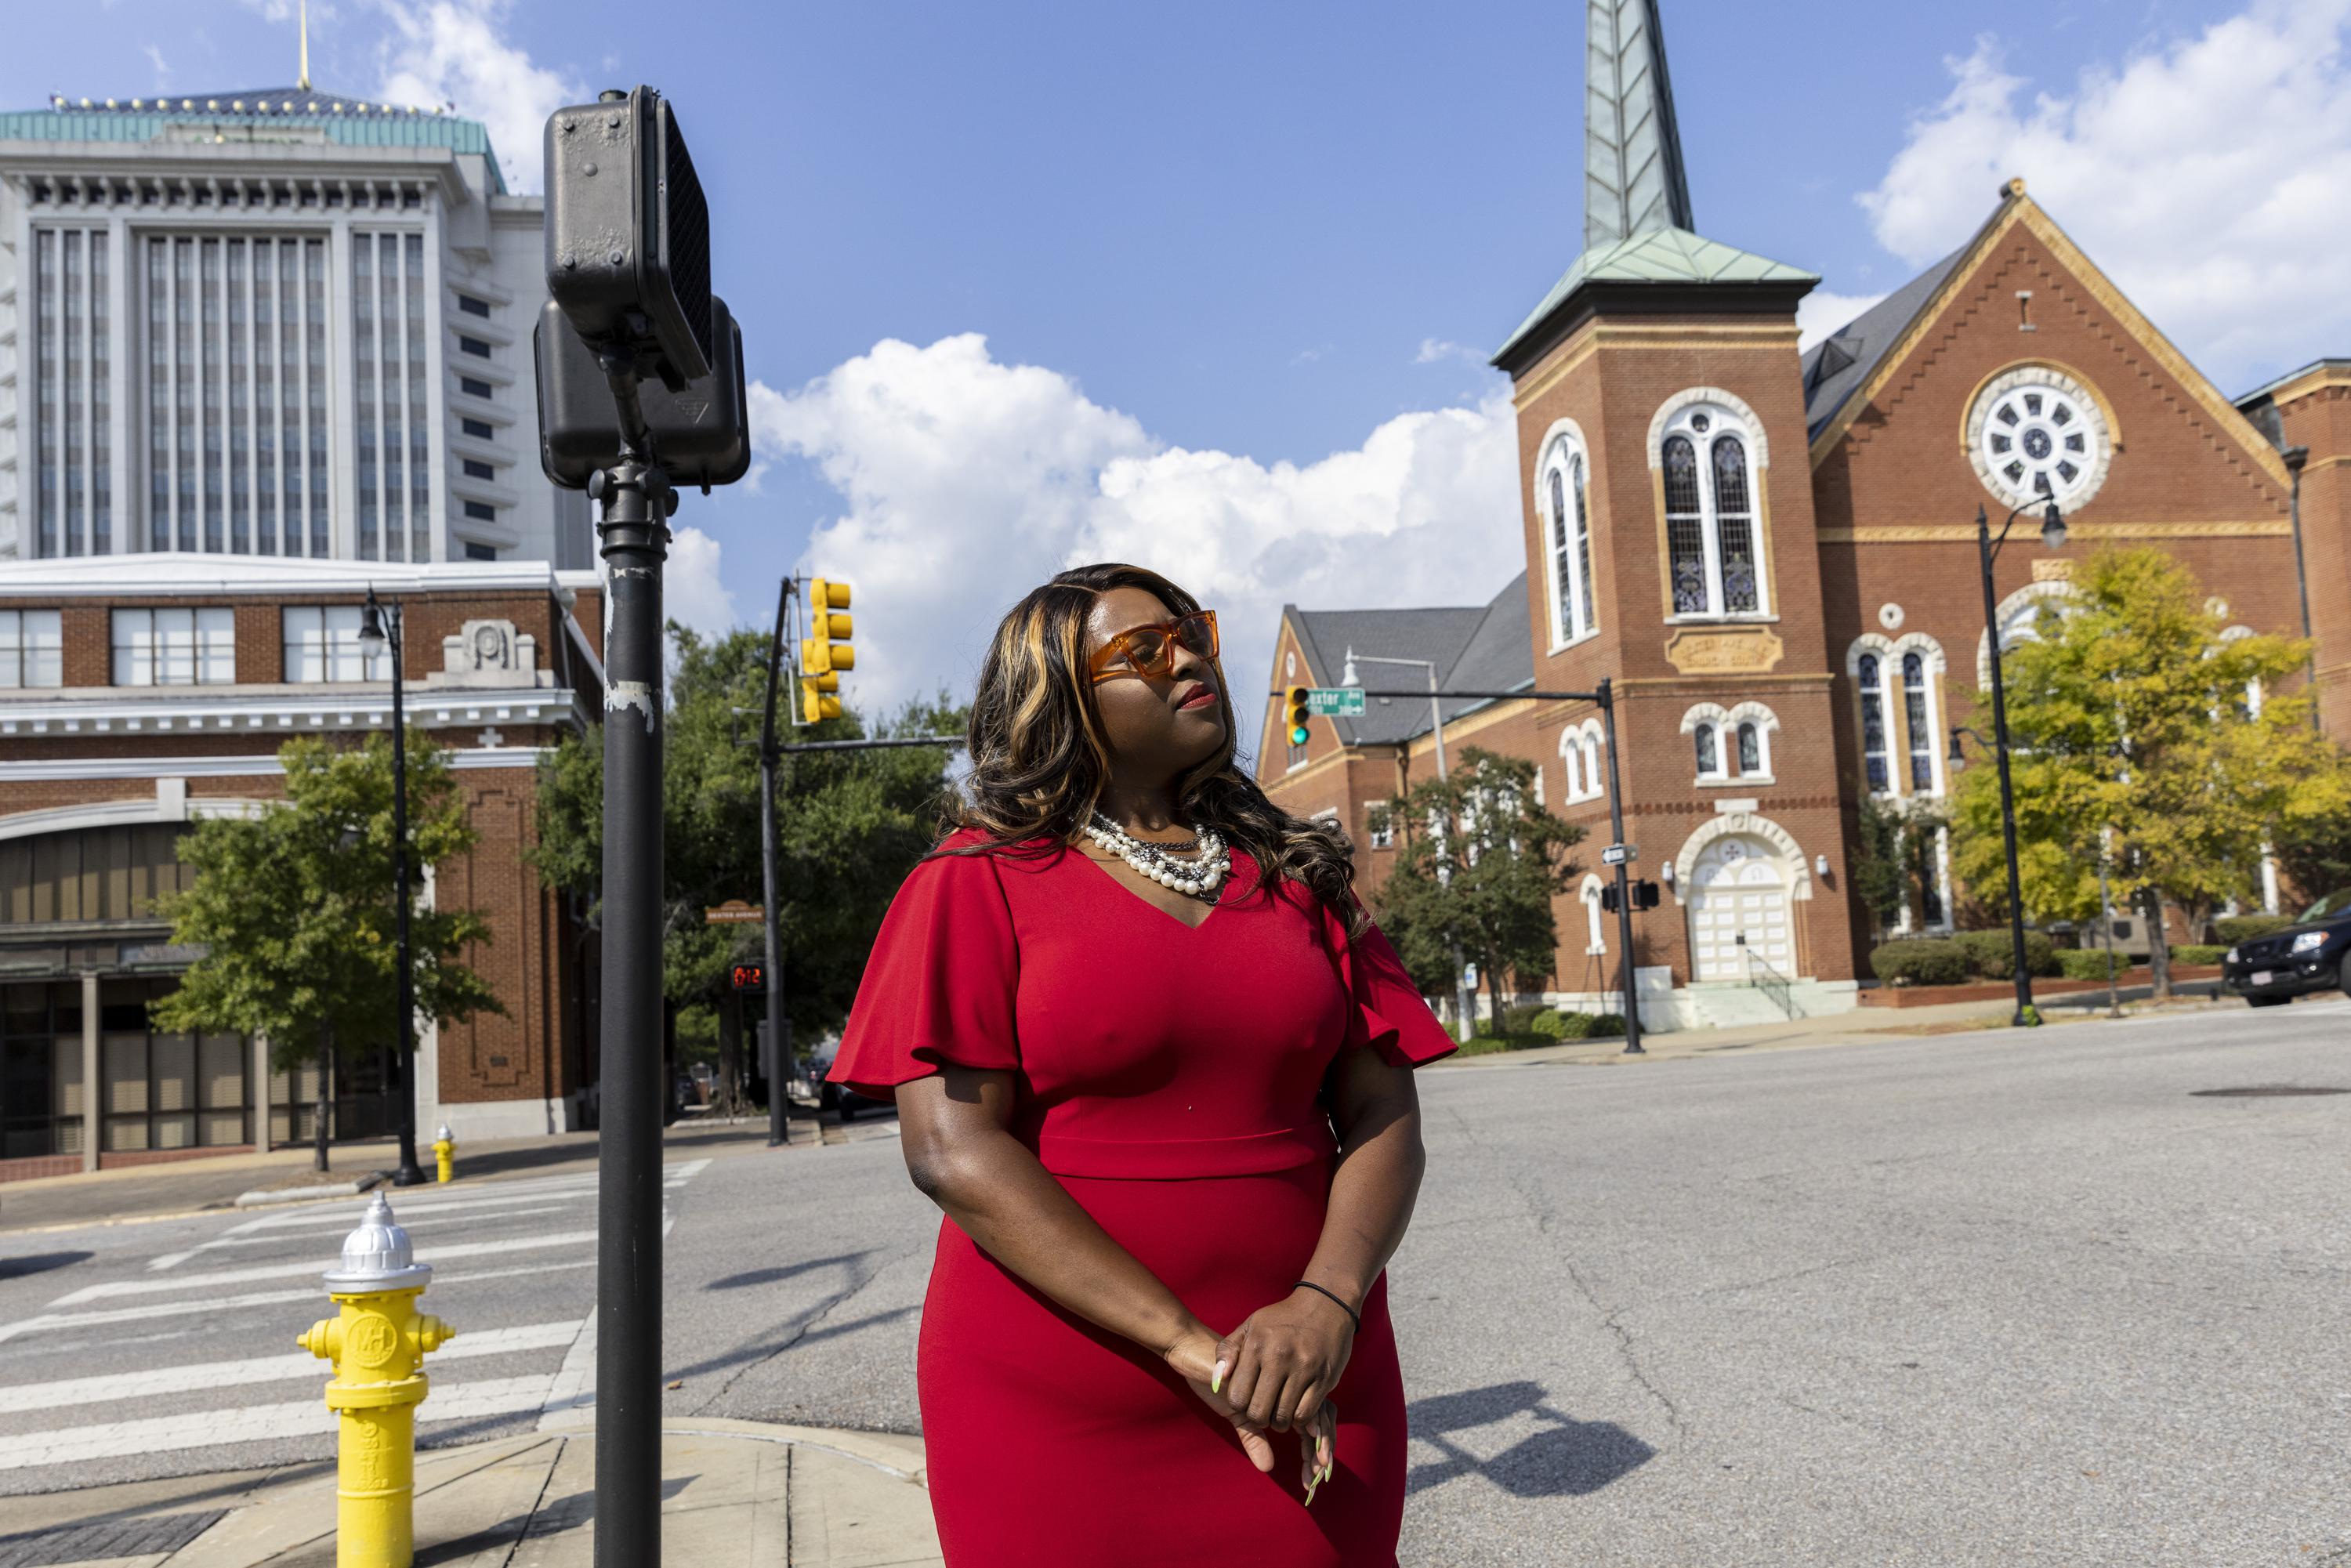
top-left (3, 1000), bottom-right (2346, 1565)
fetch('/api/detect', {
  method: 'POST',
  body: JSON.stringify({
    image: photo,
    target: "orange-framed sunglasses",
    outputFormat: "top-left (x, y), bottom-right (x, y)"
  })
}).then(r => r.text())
top-left (1088, 610), bottom-right (1220, 684)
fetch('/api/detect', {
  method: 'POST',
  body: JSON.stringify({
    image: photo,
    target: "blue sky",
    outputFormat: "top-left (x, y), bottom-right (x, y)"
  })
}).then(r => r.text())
top-left (13, 0), bottom-right (2346, 728)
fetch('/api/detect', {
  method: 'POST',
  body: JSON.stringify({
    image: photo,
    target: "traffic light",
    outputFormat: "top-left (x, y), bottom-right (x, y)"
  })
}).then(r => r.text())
top-left (1284, 685), bottom-right (1312, 748)
top-left (799, 578), bottom-right (854, 723)
top-left (730, 962), bottom-right (766, 994)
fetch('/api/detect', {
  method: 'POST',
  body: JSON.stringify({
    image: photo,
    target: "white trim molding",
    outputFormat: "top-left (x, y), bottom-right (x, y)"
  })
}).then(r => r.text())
top-left (0, 686), bottom-right (574, 737)
top-left (1976, 579), bottom-right (2077, 687)
top-left (0, 788), bottom-right (272, 842)
top-left (0, 747), bottom-right (552, 782)
top-left (1672, 812), bottom-right (1813, 905)
top-left (1647, 386), bottom-right (1770, 471)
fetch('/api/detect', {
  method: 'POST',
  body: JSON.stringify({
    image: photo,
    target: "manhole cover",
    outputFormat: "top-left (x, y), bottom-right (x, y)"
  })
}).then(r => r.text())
top-left (2191, 1085), bottom-right (2350, 1098)
top-left (0, 1509), bottom-right (225, 1567)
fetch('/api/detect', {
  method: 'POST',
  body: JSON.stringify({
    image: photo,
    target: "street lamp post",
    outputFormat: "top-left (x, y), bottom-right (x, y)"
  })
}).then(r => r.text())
top-left (1948, 497), bottom-right (2068, 1030)
top-left (357, 588), bottom-right (427, 1187)
top-left (1343, 648), bottom-right (1475, 1043)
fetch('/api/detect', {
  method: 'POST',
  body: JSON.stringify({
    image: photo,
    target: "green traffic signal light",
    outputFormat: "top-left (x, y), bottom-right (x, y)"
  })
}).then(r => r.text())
top-left (1285, 685), bottom-right (1311, 748)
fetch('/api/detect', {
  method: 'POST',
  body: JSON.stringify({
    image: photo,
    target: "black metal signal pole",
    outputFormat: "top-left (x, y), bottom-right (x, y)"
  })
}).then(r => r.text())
top-left (1596, 679), bottom-right (1643, 1056)
top-left (758, 577), bottom-right (792, 1150)
top-left (592, 365), bottom-right (670, 1568)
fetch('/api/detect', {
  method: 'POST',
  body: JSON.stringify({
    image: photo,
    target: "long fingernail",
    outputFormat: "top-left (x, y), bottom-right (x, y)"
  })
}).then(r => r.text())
top-left (1212, 1360), bottom-right (1227, 1394)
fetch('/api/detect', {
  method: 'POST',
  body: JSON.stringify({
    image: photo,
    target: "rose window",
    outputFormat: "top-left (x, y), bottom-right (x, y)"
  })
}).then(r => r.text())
top-left (1966, 368), bottom-right (2112, 511)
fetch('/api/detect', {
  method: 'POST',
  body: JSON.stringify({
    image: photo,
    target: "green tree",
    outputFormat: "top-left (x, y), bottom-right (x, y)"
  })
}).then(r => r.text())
top-left (528, 622), bottom-right (958, 1104)
top-left (154, 734), bottom-right (504, 1171)
top-left (1369, 748), bottom-right (1583, 1025)
top-left (1950, 547), bottom-right (2351, 997)
top-left (1851, 795), bottom-right (1947, 939)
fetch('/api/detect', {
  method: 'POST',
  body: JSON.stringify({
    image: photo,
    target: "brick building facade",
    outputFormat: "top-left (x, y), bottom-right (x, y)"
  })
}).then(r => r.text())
top-left (1259, 2), bottom-right (2343, 1031)
top-left (0, 554), bottom-right (603, 1179)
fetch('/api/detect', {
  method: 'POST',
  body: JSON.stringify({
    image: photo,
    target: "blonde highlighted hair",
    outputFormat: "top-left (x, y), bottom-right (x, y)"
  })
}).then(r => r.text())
top-left (943, 563), bottom-right (1367, 938)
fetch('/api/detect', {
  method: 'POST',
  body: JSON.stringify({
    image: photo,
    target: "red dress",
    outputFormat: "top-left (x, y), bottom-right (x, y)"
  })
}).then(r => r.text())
top-left (829, 831), bottom-right (1456, 1567)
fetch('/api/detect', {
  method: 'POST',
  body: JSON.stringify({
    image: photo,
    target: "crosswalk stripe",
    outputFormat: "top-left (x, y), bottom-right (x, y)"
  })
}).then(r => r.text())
top-left (49, 1230), bottom-right (601, 1307)
top-left (0, 1374), bottom-right (554, 1471)
top-left (0, 1259), bottom-right (595, 1344)
top-left (200, 1205), bottom-right (575, 1249)
top-left (0, 1320), bottom-right (581, 1415)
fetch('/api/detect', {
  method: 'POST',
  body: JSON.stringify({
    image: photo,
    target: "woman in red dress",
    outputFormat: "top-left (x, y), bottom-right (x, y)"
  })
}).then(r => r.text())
top-left (829, 563), bottom-right (1455, 1567)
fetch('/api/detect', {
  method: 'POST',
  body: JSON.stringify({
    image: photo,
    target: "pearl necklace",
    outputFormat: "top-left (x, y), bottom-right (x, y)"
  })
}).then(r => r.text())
top-left (1084, 812), bottom-right (1231, 902)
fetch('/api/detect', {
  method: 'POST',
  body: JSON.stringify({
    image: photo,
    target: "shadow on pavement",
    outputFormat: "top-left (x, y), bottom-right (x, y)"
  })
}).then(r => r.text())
top-left (1406, 1380), bottom-right (1654, 1497)
top-left (705, 1250), bottom-right (878, 1291)
top-left (0, 1249), bottom-right (92, 1279)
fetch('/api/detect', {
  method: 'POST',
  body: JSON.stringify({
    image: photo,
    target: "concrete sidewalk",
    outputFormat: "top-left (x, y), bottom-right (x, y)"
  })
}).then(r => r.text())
top-left (0, 1418), bottom-right (941, 1567)
top-left (1433, 976), bottom-right (2234, 1070)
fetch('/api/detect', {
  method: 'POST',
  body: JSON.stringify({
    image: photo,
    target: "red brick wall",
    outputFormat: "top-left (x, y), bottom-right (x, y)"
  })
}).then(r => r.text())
top-left (2273, 378), bottom-right (2351, 737)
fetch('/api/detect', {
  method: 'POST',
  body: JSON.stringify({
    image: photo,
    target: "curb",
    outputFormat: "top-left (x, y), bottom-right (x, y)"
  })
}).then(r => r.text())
top-left (231, 1171), bottom-right (387, 1208)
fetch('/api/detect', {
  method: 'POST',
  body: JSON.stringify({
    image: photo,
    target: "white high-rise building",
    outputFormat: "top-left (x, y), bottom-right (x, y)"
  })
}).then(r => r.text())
top-left (0, 86), bottom-right (590, 568)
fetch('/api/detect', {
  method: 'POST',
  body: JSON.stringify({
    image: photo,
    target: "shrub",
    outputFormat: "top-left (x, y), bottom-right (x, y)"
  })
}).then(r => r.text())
top-left (1527, 1009), bottom-right (1571, 1039)
top-left (1951, 929), bottom-right (2060, 980)
top-left (1531, 1010), bottom-right (1605, 1039)
top-left (1588, 1013), bottom-right (1627, 1037)
top-left (1870, 939), bottom-right (1972, 987)
top-left (2056, 948), bottom-right (2131, 981)
top-left (2216, 914), bottom-right (2294, 945)
top-left (2171, 944), bottom-right (2229, 966)
top-left (1498, 1001), bottom-right (1552, 1036)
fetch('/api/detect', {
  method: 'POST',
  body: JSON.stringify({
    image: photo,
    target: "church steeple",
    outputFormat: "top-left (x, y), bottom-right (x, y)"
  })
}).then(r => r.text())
top-left (1584, 0), bottom-right (1694, 248)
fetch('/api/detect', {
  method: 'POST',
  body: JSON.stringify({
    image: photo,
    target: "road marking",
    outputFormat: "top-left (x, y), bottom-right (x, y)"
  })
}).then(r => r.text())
top-left (0, 1320), bottom-right (580, 1415)
top-left (50, 1231), bottom-right (601, 1307)
top-left (195, 1205), bottom-right (576, 1250)
top-left (0, 1374), bottom-right (554, 1470)
top-left (0, 1259), bottom-right (595, 1344)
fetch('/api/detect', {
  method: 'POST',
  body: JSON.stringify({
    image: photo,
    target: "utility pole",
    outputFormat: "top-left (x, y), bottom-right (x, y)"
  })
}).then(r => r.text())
top-left (757, 577), bottom-right (792, 1150)
top-left (1596, 680), bottom-right (1644, 1056)
top-left (357, 589), bottom-right (426, 1183)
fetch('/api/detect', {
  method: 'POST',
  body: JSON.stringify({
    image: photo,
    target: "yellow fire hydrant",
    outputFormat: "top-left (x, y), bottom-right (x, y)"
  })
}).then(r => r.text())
top-left (432, 1124), bottom-right (455, 1184)
top-left (297, 1193), bottom-right (456, 1568)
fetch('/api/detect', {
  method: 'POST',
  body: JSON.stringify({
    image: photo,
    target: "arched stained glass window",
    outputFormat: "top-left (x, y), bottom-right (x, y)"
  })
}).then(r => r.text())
top-left (1542, 438), bottom-right (1599, 646)
top-left (1657, 400), bottom-right (1768, 618)
top-left (1712, 436), bottom-right (1759, 614)
top-left (1571, 454), bottom-right (1595, 634)
top-left (1859, 654), bottom-right (1889, 793)
top-left (1902, 653), bottom-right (1935, 791)
top-left (1737, 721), bottom-right (1760, 774)
top-left (1694, 722), bottom-right (1719, 777)
top-left (1663, 436), bottom-right (1707, 614)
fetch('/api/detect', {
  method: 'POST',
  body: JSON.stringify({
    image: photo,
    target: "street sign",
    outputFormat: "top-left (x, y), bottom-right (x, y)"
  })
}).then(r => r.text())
top-left (1601, 844), bottom-right (1638, 866)
top-left (705, 900), bottom-right (764, 924)
top-left (1306, 687), bottom-right (1366, 717)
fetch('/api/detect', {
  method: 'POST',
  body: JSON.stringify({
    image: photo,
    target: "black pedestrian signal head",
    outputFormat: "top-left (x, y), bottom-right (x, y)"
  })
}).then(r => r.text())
top-left (534, 297), bottom-right (749, 491)
top-left (730, 963), bottom-right (766, 992)
top-left (543, 85), bottom-right (712, 391)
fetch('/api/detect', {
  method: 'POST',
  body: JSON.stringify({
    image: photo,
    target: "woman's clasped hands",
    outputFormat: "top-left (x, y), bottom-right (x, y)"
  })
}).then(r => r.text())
top-left (1164, 1284), bottom-right (1357, 1505)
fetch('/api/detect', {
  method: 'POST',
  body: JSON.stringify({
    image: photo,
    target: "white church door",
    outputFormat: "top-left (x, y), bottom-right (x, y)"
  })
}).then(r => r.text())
top-left (1688, 835), bottom-right (1795, 982)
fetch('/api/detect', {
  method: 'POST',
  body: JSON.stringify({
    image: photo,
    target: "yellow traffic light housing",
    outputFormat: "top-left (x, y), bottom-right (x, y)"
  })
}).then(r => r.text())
top-left (797, 578), bottom-right (854, 724)
top-left (1284, 684), bottom-right (1312, 748)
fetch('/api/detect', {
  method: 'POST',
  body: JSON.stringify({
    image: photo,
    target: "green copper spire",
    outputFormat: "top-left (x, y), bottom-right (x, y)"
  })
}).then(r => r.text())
top-left (1585, 0), bottom-right (1694, 249)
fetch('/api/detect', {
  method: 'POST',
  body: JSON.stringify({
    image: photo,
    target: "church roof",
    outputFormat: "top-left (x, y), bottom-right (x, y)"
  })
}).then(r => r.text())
top-left (1284, 573), bottom-right (1534, 750)
top-left (1797, 244), bottom-right (1969, 443)
top-left (1492, 228), bottom-right (1818, 367)
top-left (1, 89), bottom-right (508, 194)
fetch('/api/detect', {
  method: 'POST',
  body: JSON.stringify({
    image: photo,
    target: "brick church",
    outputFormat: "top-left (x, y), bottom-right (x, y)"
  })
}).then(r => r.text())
top-left (1259, 0), bottom-right (2349, 1030)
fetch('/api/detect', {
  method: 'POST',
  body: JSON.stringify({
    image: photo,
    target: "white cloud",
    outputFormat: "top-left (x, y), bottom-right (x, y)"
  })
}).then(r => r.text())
top-left (752, 335), bottom-right (1523, 757)
top-left (1415, 338), bottom-right (1477, 364)
top-left (371, 0), bottom-right (579, 194)
top-left (1795, 291), bottom-right (1887, 353)
top-left (143, 44), bottom-right (172, 87)
top-left (1857, 1), bottom-right (2351, 388)
top-left (660, 526), bottom-right (738, 640)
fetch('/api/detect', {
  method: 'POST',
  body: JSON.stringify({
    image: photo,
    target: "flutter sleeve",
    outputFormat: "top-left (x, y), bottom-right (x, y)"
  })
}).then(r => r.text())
top-left (1342, 918), bottom-right (1459, 1068)
top-left (828, 845), bottom-right (1022, 1101)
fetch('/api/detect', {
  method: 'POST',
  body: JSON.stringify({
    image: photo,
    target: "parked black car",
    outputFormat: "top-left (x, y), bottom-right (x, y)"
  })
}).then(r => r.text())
top-left (2221, 889), bottom-right (2351, 1005)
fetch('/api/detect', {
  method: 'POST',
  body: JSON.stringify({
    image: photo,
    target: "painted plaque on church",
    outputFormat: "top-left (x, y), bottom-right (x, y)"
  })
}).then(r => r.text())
top-left (1664, 626), bottom-right (1784, 675)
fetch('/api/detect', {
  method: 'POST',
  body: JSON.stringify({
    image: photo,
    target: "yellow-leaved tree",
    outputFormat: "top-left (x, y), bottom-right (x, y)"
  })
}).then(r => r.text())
top-left (1951, 547), bottom-right (2351, 998)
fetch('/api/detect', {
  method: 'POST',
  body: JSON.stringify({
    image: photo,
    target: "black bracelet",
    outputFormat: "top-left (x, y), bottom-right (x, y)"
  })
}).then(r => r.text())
top-left (1292, 1279), bottom-right (1360, 1333)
